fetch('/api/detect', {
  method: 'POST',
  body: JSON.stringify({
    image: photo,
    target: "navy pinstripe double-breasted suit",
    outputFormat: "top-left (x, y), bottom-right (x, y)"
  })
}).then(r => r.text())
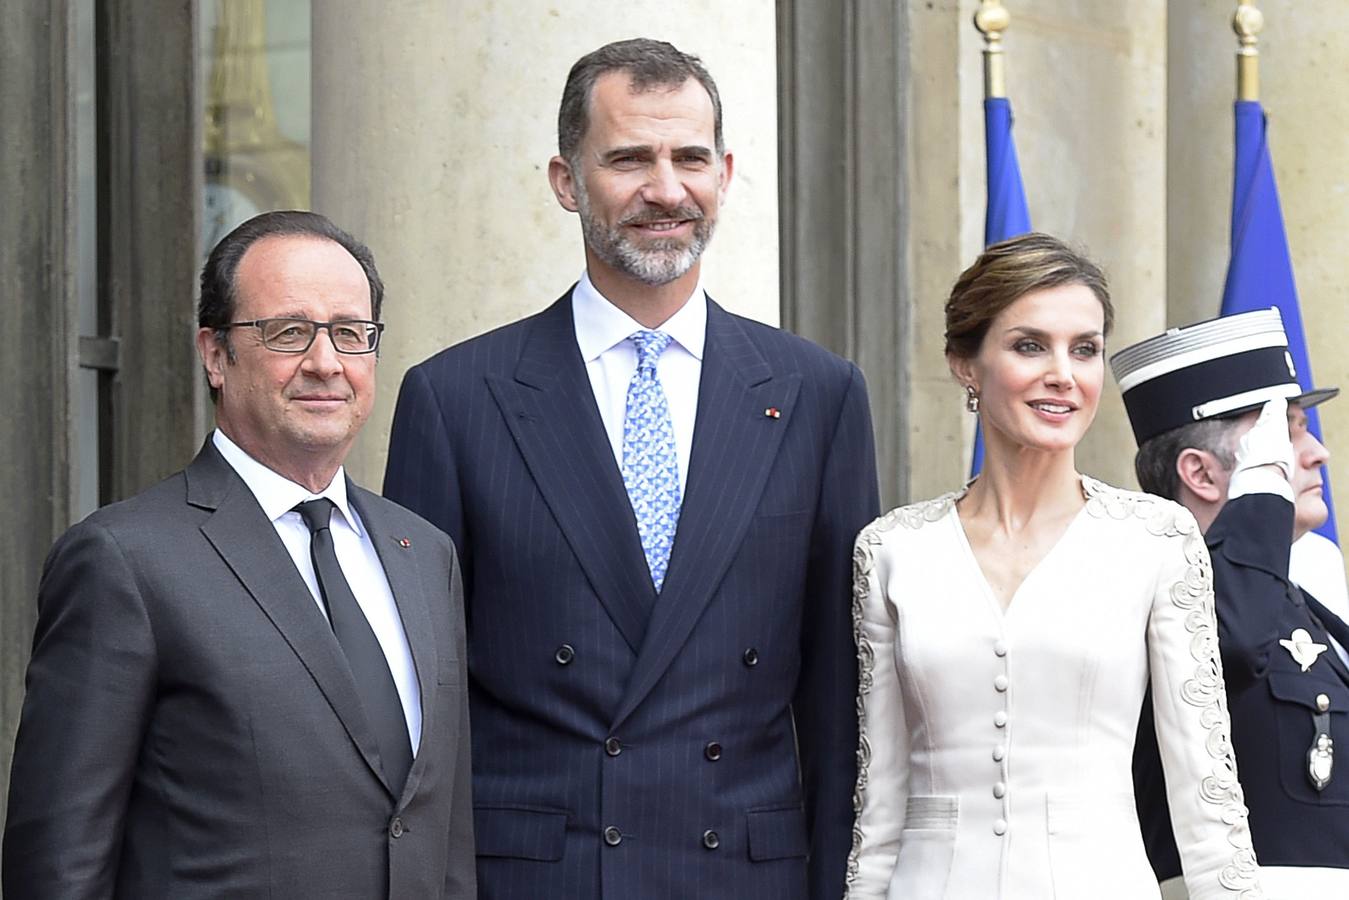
top-left (383, 290), bottom-right (879, 899)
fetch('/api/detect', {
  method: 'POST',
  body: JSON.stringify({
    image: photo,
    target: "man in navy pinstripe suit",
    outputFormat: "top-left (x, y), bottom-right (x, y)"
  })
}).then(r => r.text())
top-left (384, 38), bottom-right (879, 899)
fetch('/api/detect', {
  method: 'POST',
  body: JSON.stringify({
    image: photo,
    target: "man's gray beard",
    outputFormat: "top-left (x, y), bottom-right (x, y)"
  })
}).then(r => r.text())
top-left (575, 182), bottom-right (715, 287)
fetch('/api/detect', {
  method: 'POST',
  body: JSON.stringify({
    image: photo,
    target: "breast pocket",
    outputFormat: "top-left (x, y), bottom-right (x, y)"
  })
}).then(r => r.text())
top-left (1267, 670), bottom-right (1349, 805)
top-left (889, 796), bottom-right (958, 900)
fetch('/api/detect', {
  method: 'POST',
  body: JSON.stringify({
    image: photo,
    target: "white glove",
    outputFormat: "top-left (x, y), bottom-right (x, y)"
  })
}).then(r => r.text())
top-left (1228, 397), bottom-right (1295, 502)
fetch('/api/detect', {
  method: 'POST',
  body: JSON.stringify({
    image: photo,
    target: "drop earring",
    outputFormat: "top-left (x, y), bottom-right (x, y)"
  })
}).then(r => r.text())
top-left (965, 385), bottom-right (980, 413)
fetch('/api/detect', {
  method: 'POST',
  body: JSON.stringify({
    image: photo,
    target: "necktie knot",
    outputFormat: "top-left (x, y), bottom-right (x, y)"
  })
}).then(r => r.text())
top-left (295, 498), bottom-right (335, 534)
top-left (629, 330), bottom-right (673, 374)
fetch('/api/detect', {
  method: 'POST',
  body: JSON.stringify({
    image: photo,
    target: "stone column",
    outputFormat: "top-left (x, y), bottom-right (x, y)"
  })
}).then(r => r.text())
top-left (779, 1), bottom-right (912, 507)
top-left (0, 0), bottom-right (76, 834)
top-left (312, 1), bottom-right (780, 489)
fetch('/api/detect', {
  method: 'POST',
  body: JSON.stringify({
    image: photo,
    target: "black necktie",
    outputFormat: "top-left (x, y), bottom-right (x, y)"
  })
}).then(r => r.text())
top-left (295, 498), bottom-right (413, 795)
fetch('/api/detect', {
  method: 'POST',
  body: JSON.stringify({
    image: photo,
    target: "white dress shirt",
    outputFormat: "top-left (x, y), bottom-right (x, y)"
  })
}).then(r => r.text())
top-left (1290, 531), bottom-right (1349, 665)
top-left (571, 270), bottom-right (705, 496)
top-left (212, 429), bottom-right (422, 753)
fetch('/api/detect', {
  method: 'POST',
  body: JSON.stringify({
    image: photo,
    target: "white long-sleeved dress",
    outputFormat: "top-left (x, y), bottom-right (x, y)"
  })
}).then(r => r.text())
top-left (847, 477), bottom-right (1263, 900)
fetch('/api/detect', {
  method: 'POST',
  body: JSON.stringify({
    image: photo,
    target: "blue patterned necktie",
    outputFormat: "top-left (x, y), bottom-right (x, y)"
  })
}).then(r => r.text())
top-left (622, 330), bottom-right (682, 592)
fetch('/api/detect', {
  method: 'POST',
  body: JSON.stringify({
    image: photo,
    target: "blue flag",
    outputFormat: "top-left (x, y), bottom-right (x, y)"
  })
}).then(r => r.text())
top-left (973, 98), bottom-right (1033, 476)
top-left (1220, 100), bottom-right (1336, 542)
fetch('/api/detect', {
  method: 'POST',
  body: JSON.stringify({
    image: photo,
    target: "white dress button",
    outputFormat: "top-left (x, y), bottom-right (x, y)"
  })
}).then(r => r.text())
top-left (994, 711), bottom-right (1007, 728)
top-left (992, 745), bottom-right (1005, 762)
top-left (993, 782), bottom-right (1006, 799)
top-left (993, 640), bottom-right (1008, 657)
top-left (993, 818), bottom-right (1008, 835)
top-left (994, 674), bottom-right (1009, 692)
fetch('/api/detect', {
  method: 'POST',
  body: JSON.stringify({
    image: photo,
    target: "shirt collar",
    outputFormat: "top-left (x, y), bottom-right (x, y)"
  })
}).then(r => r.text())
top-left (571, 270), bottom-right (707, 362)
top-left (211, 429), bottom-right (362, 536)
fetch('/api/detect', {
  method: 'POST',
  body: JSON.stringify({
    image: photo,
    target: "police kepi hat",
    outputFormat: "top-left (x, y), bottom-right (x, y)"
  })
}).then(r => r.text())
top-left (1110, 307), bottom-right (1338, 446)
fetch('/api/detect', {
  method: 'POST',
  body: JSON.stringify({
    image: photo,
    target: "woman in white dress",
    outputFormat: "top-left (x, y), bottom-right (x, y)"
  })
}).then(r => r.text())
top-left (847, 234), bottom-right (1263, 900)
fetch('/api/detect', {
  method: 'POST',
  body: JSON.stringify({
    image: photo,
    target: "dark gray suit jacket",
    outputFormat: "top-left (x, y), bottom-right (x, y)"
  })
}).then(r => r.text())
top-left (3, 440), bottom-right (475, 899)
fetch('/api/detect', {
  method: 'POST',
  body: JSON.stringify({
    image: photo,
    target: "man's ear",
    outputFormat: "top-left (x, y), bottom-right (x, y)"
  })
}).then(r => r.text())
top-left (1176, 447), bottom-right (1224, 503)
top-left (717, 150), bottom-right (735, 204)
top-left (548, 155), bottom-right (579, 212)
top-left (195, 328), bottom-right (228, 391)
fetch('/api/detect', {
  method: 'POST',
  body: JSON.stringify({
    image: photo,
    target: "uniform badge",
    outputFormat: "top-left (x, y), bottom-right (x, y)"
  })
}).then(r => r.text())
top-left (1279, 628), bottom-right (1328, 671)
top-left (1309, 693), bottom-right (1335, 791)
top-left (1309, 731), bottom-right (1334, 791)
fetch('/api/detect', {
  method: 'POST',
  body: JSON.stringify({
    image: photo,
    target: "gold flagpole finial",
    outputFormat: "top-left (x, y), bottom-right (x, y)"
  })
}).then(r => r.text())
top-left (973, 1), bottom-right (1011, 99)
top-left (1233, 1), bottom-right (1263, 101)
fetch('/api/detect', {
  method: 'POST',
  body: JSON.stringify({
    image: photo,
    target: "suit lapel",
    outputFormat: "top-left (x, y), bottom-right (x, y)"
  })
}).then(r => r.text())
top-left (613, 301), bottom-right (800, 728)
top-left (188, 443), bottom-right (395, 798)
top-left (351, 484), bottom-right (438, 803)
top-left (487, 294), bottom-right (655, 653)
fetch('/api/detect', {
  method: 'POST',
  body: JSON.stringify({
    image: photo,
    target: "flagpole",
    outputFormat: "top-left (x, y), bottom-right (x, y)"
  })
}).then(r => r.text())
top-left (974, 1), bottom-right (1010, 100)
top-left (1234, 1), bottom-right (1263, 101)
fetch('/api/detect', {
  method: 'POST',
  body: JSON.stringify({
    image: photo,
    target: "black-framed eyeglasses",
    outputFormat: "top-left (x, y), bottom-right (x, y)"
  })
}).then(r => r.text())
top-left (222, 318), bottom-right (385, 354)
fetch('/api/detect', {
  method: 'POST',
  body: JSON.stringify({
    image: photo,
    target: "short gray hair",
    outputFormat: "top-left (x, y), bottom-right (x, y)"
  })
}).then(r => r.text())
top-left (557, 38), bottom-right (724, 165)
top-left (1134, 417), bottom-right (1240, 500)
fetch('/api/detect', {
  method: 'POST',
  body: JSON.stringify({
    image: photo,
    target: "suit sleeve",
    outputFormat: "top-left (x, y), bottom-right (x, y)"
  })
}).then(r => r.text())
top-left (442, 543), bottom-right (477, 898)
top-left (2, 520), bottom-right (157, 899)
top-left (385, 364), bottom-right (469, 571)
top-left (1145, 507), bottom-right (1263, 899)
top-left (1207, 493), bottom-right (1296, 687)
top-left (846, 523), bottom-right (909, 899)
top-left (796, 363), bottom-right (880, 900)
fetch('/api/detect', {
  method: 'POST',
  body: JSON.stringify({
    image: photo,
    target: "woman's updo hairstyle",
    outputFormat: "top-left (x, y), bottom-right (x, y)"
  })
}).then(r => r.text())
top-left (944, 232), bottom-right (1113, 359)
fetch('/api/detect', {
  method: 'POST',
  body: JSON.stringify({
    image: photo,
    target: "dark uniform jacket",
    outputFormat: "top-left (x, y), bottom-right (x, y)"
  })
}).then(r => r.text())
top-left (1134, 492), bottom-right (1349, 878)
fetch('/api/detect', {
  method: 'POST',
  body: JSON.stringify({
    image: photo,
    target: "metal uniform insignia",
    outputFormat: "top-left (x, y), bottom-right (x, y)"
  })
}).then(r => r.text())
top-left (1309, 705), bottom-right (1334, 791)
top-left (1279, 628), bottom-right (1328, 672)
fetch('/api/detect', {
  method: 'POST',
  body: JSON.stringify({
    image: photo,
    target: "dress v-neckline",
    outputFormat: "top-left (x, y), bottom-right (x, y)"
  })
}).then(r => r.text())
top-left (949, 477), bottom-right (1091, 619)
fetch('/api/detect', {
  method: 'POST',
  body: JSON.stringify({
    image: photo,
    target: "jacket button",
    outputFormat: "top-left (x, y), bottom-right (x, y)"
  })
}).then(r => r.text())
top-left (993, 674), bottom-right (1008, 692)
top-left (743, 648), bottom-right (759, 667)
top-left (389, 817), bottom-right (404, 838)
top-left (555, 644), bottom-right (575, 665)
top-left (993, 711), bottom-right (1007, 728)
top-left (993, 782), bottom-right (1006, 799)
top-left (993, 818), bottom-right (1007, 836)
top-left (604, 825), bottom-right (623, 846)
top-left (702, 829), bottom-right (720, 850)
top-left (704, 741), bottom-right (722, 761)
top-left (1317, 693), bottom-right (1331, 712)
top-left (605, 737), bottom-right (623, 756)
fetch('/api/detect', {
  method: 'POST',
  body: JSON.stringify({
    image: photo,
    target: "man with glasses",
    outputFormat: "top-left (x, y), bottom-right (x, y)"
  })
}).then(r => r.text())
top-left (3, 210), bottom-right (475, 898)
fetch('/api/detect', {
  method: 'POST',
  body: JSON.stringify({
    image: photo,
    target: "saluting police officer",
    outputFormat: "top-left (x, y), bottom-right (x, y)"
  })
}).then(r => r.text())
top-left (1113, 307), bottom-right (1349, 899)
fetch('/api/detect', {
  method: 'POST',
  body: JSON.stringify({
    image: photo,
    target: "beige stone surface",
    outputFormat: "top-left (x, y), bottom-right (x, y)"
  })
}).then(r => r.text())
top-left (910, 0), bottom-right (1167, 502)
top-left (906, 2), bottom-right (970, 504)
top-left (311, 1), bottom-right (778, 488)
top-left (1170, 2), bottom-right (1349, 536)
